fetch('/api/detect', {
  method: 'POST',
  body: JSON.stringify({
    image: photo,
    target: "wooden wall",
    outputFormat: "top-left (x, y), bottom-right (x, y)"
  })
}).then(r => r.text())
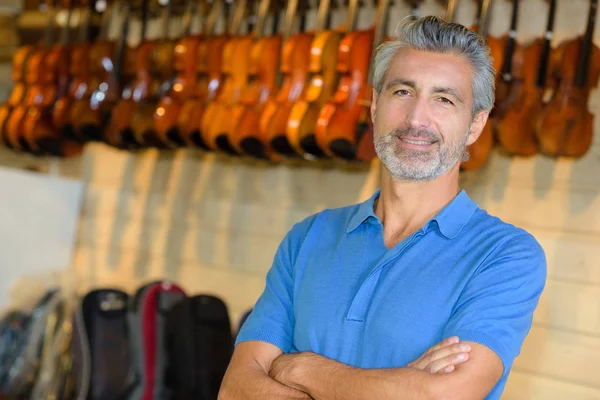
top-left (1, 0), bottom-right (600, 398)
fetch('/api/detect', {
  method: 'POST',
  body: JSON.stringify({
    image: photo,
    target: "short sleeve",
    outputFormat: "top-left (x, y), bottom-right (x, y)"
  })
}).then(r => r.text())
top-left (234, 217), bottom-right (313, 352)
top-left (442, 233), bottom-right (547, 375)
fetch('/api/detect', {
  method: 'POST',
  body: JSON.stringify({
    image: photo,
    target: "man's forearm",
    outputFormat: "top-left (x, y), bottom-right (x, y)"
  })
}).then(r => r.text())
top-left (219, 364), bottom-right (313, 400)
top-left (279, 353), bottom-right (440, 400)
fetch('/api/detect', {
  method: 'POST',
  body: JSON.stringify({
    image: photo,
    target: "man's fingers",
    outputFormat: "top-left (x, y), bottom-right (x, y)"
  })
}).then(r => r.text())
top-left (410, 342), bottom-right (472, 371)
top-left (407, 337), bottom-right (459, 368)
top-left (426, 351), bottom-right (470, 374)
top-left (422, 336), bottom-right (459, 357)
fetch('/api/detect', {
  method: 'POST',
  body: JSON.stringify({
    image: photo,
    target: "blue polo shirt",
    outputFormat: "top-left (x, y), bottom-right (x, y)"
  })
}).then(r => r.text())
top-left (236, 189), bottom-right (546, 399)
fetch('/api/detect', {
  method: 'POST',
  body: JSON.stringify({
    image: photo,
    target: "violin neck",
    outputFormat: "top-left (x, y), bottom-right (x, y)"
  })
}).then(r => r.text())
top-left (314, 0), bottom-right (332, 34)
top-left (445, 0), bottom-right (458, 22)
top-left (112, 1), bottom-right (131, 85)
top-left (478, 0), bottom-right (493, 40)
top-left (535, 0), bottom-right (556, 88)
top-left (229, 0), bottom-right (248, 36)
top-left (204, 0), bottom-right (223, 36)
top-left (368, 0), bottom-right (391, 85)
top-left (43, 3), bottom-right (57, 48)
top-left (58, 0), bottom-right (74, 46)
top-left (159, 0), bottom-right (173, 40)
top-left (499, 0), bottom-right (519, 82)
top-left (140, 0), bottom-right (150, 42)
top-left (254, 0), bottom-right (272, 39)
top-left (344, 0), bottom-right (360, 32)
top-left (181, 1), bottom-right (196, 37)
top-left (98, 2), bottom-right (114, 40)
top-left (282, 0), bottom-right (299, 41)
top-left (271, 7), bottom-right (281, 36)
top-left (575, 0), bottom-right (598, 87)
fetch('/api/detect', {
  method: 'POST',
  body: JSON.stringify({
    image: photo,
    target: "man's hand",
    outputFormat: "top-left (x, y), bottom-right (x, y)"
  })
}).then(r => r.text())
top-left (269, 352), bottom-right (312, 392)
top-left (406, 336), bottom-right (472, 374)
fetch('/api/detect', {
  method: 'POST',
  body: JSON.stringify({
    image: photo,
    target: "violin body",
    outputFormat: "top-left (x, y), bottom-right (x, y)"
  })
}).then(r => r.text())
top-left (53, 39), bottom-right (91, 138)
top-left (260, 32), bottom-right (313, 157)
top-left (201, 35), bottom-right (254, 153)
top-left (177, 34), bottom-right (228, 148)
top-left (0, 44), bottom-right (34, 147)
top-left (494, 43), bottom-right (526, 118)
top-left (4, 43), bottom-right (52, 152)
top-left (8, 45), bottom-right (35, 106)
top-left (105, 41), bottom-right (154, 149)
top-left (22, 42), bottom-right (72, 155)
top-left (286, 29), bottom-right (340, 158)
top-left (496, 38), bottom-right (546, 156)
top-left (0, 105), bottom-right (11, 147)
top-left (135, 38), bottom-right (176, 147)
top-left (314, 28), bottom-right (373, 160)
top-left (229, 34), bottom-right (282, 158)
top-left (70, 38), bottom-right (116, 141)
top-left (153, 34), bottom-right (201, 146)
top-left (537, 38), bottom-right (600, 157)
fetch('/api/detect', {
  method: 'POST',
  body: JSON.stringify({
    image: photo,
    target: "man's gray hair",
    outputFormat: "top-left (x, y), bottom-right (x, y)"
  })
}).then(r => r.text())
top-left (373, 16), bottom-right (496, 117)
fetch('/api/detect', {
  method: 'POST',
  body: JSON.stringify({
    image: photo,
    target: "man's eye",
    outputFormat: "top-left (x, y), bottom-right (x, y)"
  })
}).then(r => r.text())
top-left (394, 89), bottom-right (410, 96)
top-left (438, 97), bottom-right (454, 105)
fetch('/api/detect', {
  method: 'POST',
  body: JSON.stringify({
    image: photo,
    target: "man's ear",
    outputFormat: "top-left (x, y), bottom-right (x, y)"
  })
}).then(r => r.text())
top-left (466, 110), bottom-right (490, 146)
top-left (371, 88), bottom-right (378, 124)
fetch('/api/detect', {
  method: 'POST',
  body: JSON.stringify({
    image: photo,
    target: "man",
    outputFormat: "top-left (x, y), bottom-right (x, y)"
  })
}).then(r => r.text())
top-left (219, 16), bottom-right (546, 400)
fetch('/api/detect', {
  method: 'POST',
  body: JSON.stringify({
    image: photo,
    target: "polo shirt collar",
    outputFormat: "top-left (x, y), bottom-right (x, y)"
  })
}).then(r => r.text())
top-left (346, 190), bottom-right (380, 233)
top-left (430, 189), bottom-right (478, 239)
top-left (346, 189), bottom-right (478, 239)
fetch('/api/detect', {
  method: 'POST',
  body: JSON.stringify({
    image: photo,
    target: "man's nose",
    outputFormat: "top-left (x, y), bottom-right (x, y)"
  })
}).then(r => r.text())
top-left (405, 97), bottom-right (431, 130)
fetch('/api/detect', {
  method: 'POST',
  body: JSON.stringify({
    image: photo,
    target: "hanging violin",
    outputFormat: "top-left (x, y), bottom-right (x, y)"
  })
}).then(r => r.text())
top-left (537, 0), bottom-right (600, 158)
top-left (175, 0), bottom-right (229, 148)
top-left (227, 0), bottom-right (284, 158)
top-left (496, 0), bottom-right (557, 156)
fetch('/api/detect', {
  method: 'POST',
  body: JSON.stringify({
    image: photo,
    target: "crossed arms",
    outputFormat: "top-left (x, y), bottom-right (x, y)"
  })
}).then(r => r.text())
top-left (218, 336), bottom-right (503, 400)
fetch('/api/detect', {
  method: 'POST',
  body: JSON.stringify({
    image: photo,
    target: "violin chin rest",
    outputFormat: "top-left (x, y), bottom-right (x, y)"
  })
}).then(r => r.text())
top-left (329, 138), bottom-right (355, 161)
top-left (240, 137), bottom-right (266, 159)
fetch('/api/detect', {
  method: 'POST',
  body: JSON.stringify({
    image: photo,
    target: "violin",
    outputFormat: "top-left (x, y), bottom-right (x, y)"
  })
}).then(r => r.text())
top-left (496, 0), bottom-right (557, 156)
top-left (199, 0), bottom-right (253, 153)
top-left (0, 6), bottom-right (37, 148)
top-left (69, 0), bottom-right (120, 142)
top-left (461, 0), bottom-right (502, 171)
top-left (104, 0), bottom-right (154, 149)
top-left (258, 0), bottom-right (314, 158)
top-left (3, 0), bottom-right (60, 153)
top-left (537, 0), bottom-right (600, 157)
top-left (130, 0), bottom-right (184, 148)
top-left (286, 0), bottom-right (347, 158)
top-left (21, 0), bottom-right (83, 157)
top-left (494, 0), bottom-right (525, 118)
top-left (227, 0), bottom-right (284, 158)
top-left (175, 0), bottom-right (229, 148)
top-left (315, 0), bottom-right (393, 161)
top-left (5, 3), bottom-right (70, 155)
top-left (152, 0), bottom-right (203, 147)
top-left (53, 0), bottom-right (96, 138)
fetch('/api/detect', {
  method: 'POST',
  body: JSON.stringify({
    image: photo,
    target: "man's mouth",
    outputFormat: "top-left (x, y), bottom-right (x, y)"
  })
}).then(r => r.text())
top-left (398, 137), bottom-right (437, 146)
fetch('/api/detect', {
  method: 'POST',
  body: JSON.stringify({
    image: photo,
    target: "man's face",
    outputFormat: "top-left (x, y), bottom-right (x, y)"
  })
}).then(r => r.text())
top-left (371, 48), bottom-right (488, 181)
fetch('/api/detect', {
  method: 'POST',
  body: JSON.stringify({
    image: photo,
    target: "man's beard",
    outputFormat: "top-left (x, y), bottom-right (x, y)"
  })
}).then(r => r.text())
top-left (374, 126), bottom-right (470, 181)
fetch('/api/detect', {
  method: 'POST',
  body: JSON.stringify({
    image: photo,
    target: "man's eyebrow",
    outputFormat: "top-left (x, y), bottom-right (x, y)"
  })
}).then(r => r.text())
top-left (385, 78), bottom-right (416, 90)
top-left (432, 86), bottom-right (465, 104)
